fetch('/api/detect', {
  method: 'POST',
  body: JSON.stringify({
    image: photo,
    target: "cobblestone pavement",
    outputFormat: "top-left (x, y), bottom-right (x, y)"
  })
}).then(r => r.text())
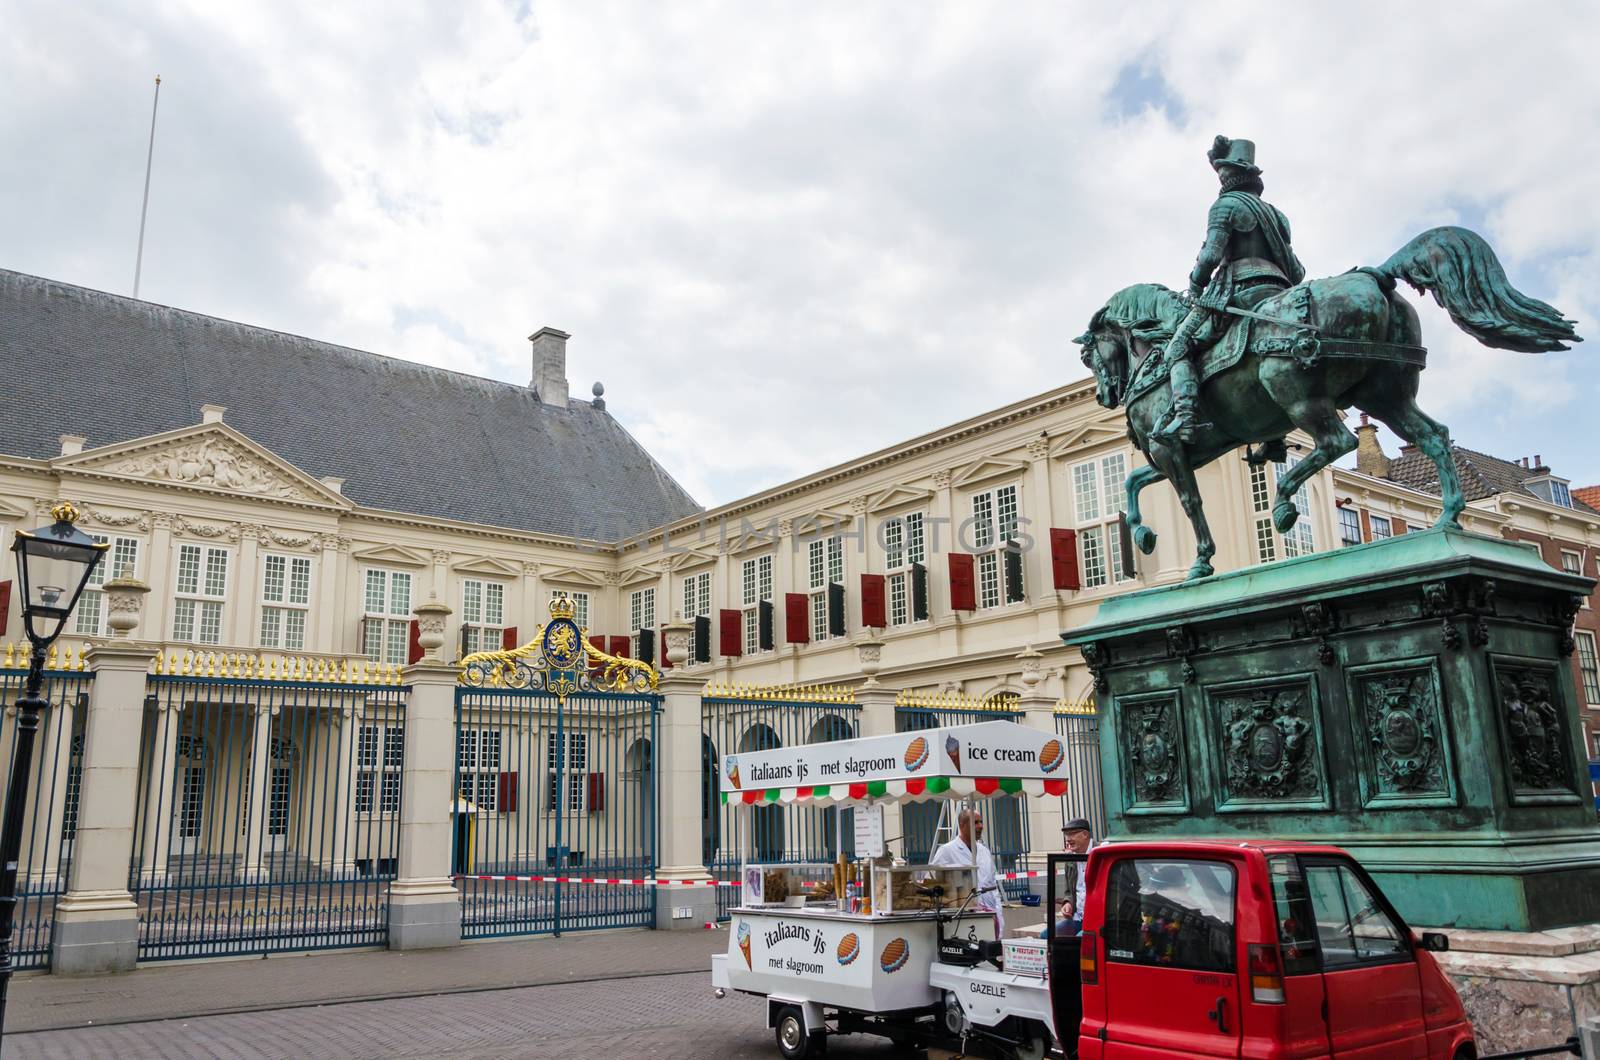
top-left (5, 971), bottom-right (907, 1059)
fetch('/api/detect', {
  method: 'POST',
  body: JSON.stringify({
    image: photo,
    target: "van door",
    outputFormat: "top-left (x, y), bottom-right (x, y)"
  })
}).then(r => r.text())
top-left (1301, 858), bottom-right (1427, 1059)
top-left (1100, 856), bottom-right (1242, 1058)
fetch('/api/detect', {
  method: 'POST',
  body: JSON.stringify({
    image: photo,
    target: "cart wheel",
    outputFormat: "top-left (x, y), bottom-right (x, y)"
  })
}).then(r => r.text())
top-left (1009, 1018), bottom-right (1049, 1060)
top-left (774, 1006), bottom-right (825, 1059)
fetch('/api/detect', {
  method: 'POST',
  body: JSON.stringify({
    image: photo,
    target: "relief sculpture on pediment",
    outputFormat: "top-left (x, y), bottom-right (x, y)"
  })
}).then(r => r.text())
top-left (101, 439), bottom-right (310, 500)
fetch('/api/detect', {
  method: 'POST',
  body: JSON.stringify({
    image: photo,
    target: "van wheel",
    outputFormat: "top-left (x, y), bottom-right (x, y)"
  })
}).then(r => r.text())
top-left (1452, 1048), bottom-right (1477, 1060)
top-left (775, 1006), bottom-right (825, 1059)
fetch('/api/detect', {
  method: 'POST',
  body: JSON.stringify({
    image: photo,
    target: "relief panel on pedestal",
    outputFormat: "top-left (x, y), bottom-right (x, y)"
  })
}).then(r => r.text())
top-left (1116, 690), bottom-right (1188, 815)
top-left (1206, 676), bottom-right (1329, 813)
top-left (1346, 658), bottom-right (1457, 809)
top-left (1488, 655), bottom-right (1581, 804)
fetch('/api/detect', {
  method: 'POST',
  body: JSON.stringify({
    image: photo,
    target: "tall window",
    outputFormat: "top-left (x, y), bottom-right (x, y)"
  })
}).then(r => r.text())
top-left (683, 571), bottom-right (711, 662)
top-left (1577, 631), bottom-right (1600, 707)
top-left (260, 554), bottom-right (312, 651)
top-left (884, 513), bottom-right (926, 627)
top-left (1552, 482), bottom-right (1574, 508)
top-left (550, 589), bottom-right (590, 629)
top-left (1073, 455), bottom-right (1131, 589)
top-left (1249, 460), bottom-right (1315, 563)
top-left (173, 544), bottom-right (229, 645)
top-left (457, 728), bottom-right (502, 811)
top-left (630, 587), bottom-right (656, 657)
top-left (61, 733), bottom-right (84, 843)
top-left (460, 578), bottom-right (506, 654)
top-left (1369, 514), bottom-right (1392, 540)
top-left (362, 569), bottom-right (413, 665)
top-left (76, 535), bottom-right (140, 636)
top-left (355, 724), bottom-right (403, 814)
top-left (547, 731), bottom-right (588, 812)
top-left (972, 483), bottom-right (1023, 606)
top-left (742, 555), bottom-right (773, 652)
top-left (1338, 507), bottom-right (1362, 548)
top-left (808, 535), bottom-right (843, 640)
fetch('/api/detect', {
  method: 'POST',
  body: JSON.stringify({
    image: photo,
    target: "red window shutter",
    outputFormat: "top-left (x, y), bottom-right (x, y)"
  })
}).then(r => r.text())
top-left (501, 626), bottom-right (520, 650)
top-left (785, 593), bottom-right (810, 644)
top-left (1392, 517), bottom-right (1409, 535)
top-left (1050, 528), bottom-right (1081, 591)
top-left (587, 635), bottom-right (604, 675)
top-left (720, 609), bottom-right (742, 657)
top-left (497, 771), bottom-right (519, 812)
top-left (406, 619), bottom-right (424, 665)
top-left (1359, 509), bottom-right (1372, 543)
top-left (608, 635), bottom-right (630, 658)
top-left (860, 574), bottom-right (886, 628)
top-left (948, 553), bottom-right (977, 611)
top-left (587, 772), bottom-right (605, 813)
top-left (0, 580), bottom-right (10, 637)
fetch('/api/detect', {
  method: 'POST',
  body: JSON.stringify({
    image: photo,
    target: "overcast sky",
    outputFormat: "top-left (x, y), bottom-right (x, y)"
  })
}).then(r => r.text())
top-left (3, 2), bottom-right (1596, 507)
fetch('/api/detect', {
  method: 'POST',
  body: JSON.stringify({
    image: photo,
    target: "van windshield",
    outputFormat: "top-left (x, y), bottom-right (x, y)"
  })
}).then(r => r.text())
top-left (1102, 858), bottom-right (1235, 973)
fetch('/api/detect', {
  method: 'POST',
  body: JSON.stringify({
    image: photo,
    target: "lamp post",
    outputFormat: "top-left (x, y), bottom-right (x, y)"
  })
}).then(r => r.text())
top-left (0, 502), bottom-right (105, 1035)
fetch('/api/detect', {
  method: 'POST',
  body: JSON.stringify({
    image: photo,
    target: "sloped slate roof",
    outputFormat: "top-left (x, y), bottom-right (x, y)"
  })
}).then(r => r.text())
top-left (1388, 444), bottom-right (1600, 516)
top-left (0, 270), bottom-right (700, 539)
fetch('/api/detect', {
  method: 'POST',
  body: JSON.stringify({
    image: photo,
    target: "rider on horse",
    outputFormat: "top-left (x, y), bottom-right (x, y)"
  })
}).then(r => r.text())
top-left (1157, 136), bottom-right (1306, 443)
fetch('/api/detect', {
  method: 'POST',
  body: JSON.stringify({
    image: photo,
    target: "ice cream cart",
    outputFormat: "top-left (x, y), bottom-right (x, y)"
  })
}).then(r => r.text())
top-left (710, 720), bottom-right (1072, 1059)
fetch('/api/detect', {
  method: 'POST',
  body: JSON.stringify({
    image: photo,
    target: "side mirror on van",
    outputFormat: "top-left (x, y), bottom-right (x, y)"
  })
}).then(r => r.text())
top-left (1419, 932), bottom-right (1450, 953)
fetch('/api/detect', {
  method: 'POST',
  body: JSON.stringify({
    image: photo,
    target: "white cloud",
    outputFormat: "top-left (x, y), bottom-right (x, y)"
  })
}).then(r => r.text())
top-left (3, 0), bottom-right (1597, 505)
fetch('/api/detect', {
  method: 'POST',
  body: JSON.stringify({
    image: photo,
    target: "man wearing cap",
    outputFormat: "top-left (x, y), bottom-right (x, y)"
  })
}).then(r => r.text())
top-left (1155, 135), bottom-right (1306, 444)
top-left (1043, 818), bottom-right (1095, 937)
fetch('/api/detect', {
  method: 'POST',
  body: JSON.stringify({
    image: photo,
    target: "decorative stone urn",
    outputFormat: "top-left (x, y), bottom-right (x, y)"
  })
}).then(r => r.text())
top-left (103, 575), bottom-right (151, 639)
top-left (1015, 645), bottom-right (1045, 689)
top-left (661, 618), bottom-right (692, 668)
top-left (412, 598), bottom-right (452, 661)
top-left (856, 636), bottom-right (886, 686)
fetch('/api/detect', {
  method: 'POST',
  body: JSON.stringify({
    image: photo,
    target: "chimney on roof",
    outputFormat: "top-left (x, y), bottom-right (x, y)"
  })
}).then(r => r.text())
top-left (1533, 454), bottom-right (1546, 472)
top-left (58, 434), bottom-right (85, 456)
top-left (1354, 413), bottom-right (1390, 478)
top-left (529, 327), bottom-right (570, 408)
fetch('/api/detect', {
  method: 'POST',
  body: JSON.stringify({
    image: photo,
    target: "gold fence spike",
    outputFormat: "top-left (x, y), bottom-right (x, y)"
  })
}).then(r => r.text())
top-left (46, 644), bottom-right (58, 670)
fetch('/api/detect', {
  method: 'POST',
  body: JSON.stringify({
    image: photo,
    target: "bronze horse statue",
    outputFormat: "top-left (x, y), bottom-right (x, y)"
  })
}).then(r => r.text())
top-left (1077, 226), bottom-right (1581, 580)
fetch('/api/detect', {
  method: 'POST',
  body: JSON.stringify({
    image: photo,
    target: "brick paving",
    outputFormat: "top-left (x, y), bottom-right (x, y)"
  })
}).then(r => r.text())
top-left (5, 971), bottom-right (909, 1059)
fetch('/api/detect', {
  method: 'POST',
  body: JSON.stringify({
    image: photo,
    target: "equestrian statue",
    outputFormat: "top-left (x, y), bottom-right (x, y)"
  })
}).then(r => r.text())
top-left (1076, 135), bottom-right (1582, 580)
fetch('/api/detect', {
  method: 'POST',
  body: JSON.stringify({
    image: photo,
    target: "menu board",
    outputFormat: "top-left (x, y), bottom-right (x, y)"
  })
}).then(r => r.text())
top-left (853, 803), bottom-right (885, 859)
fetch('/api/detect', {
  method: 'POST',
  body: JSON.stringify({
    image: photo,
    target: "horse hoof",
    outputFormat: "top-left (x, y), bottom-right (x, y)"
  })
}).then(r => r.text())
top-left (1134, 525), bottom-right (1157, 555)
top-left (1273, 501), bottom-right (1299, 534)
top-left (1186, 561), bottom-right (1215, 581)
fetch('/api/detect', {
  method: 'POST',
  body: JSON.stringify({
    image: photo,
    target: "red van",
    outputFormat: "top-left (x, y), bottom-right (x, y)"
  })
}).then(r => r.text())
top-left (1059, 840), bottom-right (1476, 1059)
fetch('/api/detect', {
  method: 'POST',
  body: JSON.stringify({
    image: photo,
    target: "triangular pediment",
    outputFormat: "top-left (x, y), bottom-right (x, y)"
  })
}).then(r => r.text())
top-left (951, 457), bottom-right (1028, 489)
top-left (54, 423), bottom-right (350, 508)
top-left (350, 544), bottom-right (431, 567)
top-left (1048, 422), bottom-right (1127, 461)
top-left (618, 564), bottom-right (662, 587)
top-left (659, 543), bottom-right (718, 571)
top-left (542, 566), bottom-right (609, 587)
top-left (867, 485), bottom-right (933, 514)
top-left (0, 498), bottom-right (33, 520)
top-left (451, 555), bottom-right (523, 579)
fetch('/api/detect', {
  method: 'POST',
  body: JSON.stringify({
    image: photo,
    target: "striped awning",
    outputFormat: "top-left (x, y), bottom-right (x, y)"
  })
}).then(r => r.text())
top-left (721, 774), bottom-right (1069, 805)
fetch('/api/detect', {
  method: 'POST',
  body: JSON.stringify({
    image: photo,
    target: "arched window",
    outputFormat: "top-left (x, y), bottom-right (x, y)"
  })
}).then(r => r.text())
top-left (739, 725), bottom-right (784, 862)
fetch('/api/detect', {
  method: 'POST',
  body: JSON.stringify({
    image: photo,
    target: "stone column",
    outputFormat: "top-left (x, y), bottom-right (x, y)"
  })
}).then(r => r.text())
top-left (388, 598), bottom-right (460, 949)
top-left (52, 576), bottom-right (156, 975)
top-left (313, 534), bottom-right (344, 655)
top-left (1024, 437), bottom-right (1057, 613)
top-left (237, 702), bottom-right (277, 882)
top-left (144, 514), bottom-right (174, 641)
top-left (328, 703), bottom-right (357, 873)
top-left (855, 637), bottom-right (903, 859)
top-left (231, 527), bottom-right (261, 650)
top-left (1013, 647), bottom-right (1064, 885)
top-left (653, 619), bottom-right (715, 928)
top-left (136, 703), bottom-right (178, 886)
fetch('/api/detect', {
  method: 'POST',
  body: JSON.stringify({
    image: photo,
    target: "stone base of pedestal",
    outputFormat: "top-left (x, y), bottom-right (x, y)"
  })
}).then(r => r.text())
top-left (387, 879), bottom-right (462, 950)
top-left (1430, 923), bottom-right (1600, 1054)
top-left (653, 872), bottom-right (719, 929)
top-left (50, 891), bottom-right (139, 975)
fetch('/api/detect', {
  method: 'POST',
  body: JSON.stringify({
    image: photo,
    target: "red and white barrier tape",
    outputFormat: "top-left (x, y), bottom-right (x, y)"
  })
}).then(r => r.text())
top-left (454, 867), bottom-right (1049, 887)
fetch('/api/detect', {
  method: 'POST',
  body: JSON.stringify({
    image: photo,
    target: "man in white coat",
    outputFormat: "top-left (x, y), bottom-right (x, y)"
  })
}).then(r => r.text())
top-left (930, 807), bottom-right (1003, 934)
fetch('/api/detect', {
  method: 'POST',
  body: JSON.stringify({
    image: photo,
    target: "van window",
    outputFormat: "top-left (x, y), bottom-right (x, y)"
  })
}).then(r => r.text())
top-left (1303, 861), bottom-right (1408, 967)
top-left (1267, 855), bottom-right (1322, 975)
top-left (1103, 858), bottom-right (1236, 973)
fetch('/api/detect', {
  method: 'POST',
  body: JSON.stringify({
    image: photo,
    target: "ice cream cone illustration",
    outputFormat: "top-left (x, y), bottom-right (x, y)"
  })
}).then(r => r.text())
top-left (727, 756), bottom-right (741, 789)
top-left (737, 921), bottom-right (752, 969)
top-left (945, 734), bottom-right (962, 773)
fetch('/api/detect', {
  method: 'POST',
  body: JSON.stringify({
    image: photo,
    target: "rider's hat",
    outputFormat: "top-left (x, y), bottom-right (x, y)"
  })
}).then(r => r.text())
top-left (1207, 135), bottom-right (1260, 175)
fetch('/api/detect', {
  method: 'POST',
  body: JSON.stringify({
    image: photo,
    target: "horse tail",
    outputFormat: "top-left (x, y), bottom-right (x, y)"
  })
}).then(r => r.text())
top-left (1374, 226), bottom-right (1581, 352)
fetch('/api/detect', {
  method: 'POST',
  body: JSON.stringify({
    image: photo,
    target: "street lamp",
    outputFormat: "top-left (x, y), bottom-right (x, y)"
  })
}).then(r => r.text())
top-left (0, 501), bottom-right (105, 1035)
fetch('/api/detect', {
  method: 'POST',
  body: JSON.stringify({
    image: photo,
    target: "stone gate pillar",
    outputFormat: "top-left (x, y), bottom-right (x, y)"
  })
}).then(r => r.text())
top-left (653, 618), bottom-right (715, 928)
top-left (854, 637), bottom-right (903, 857)
top-left (388, 599), bottom-right (461, 950)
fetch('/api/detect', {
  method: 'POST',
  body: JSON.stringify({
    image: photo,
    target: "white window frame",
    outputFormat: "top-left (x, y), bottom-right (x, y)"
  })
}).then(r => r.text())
top-left (1337, 507), bottom-right (1363, 548)
top-left (629, 587), bottom-right (656, 657)
top-left (972, 483), bottom-right (1024, 606)
top-left (362, 568), bottom-right (414, 665)
top-left (1369, 514), bottom-right (1392, 540)
top-left (1560, 551), bottom-right (1589, 609)
top-left (683, 570), bottom-right (711, 663)
top-left (259, 553), bottom-right (313, 651)
top-left (883, 513), bottom-right (926, 627)
top-left (460, 578), bottom-right (507, 655)
top-left (1072, 455), bottom-right (1131, 590)
top-left (76, 534), bottom-right (141, 637)
top-left (356, 723), bottom-right (404, 815)
top-left (1248, 459), bottom-right (1315, 562)
top-left (1577, 631), bottom-right (1600, 708)
top-left (458, 727), bottom-right (504, 813)
top-left (546, 730), bottom-right (589, 814)
top-left (741, 555), bottom-right (773, 652)
top-left (550, 589), bottom-right (590, 630)
top-left (172, 543), bottom-right (230, 645)
top-left (808, 535), bottom-right (843, 641)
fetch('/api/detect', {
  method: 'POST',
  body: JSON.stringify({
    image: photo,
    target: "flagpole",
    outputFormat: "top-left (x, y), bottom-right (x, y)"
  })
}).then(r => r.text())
top-left (133, 75), bottom-right (162, 299)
